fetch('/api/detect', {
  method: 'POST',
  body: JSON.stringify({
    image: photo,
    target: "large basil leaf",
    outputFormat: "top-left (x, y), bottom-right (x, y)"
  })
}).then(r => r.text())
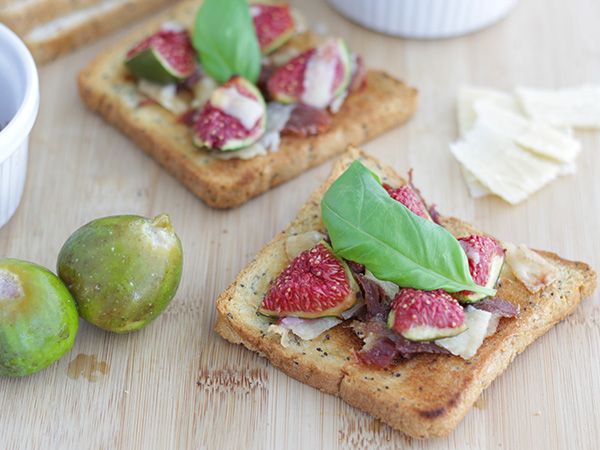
top-left (193, 0), bottom-right (261, 83)
top-left (321, 161), bottom-right (495, 296)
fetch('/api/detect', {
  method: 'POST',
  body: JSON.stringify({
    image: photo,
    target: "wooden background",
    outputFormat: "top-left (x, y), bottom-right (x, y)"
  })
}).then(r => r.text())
top-left (1, 0), bottom-right (599, 448)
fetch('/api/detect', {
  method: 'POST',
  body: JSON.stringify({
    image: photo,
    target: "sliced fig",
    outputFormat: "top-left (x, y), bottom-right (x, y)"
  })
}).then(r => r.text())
top-left (387, 288), bottom-right (467, 341)
top-left (125, 24), bottom-right (196, 85)
top-left (259, 242), bottom-right (358, 319)
top-left (194, 76), bottom-right (267, 150)
top-left (435, 306), bottom-right (495, 359)
top-left (383, 183), bottom-right (432, 221)
top-left (454, 235), bottom-right (505, 303)
top-left (267, 38), bottom-right (351, 108)
top-left (348, 54), bottom-right (367, 92)
top-left (251, 3), bottom-right (295, 54)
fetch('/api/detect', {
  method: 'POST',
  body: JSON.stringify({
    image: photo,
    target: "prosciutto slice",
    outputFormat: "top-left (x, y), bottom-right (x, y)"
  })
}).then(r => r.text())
top-left (355, 273), bottom-right (392, 321)
top-left (281, 104), bottom-right (332, 137)
top-left (472, 297), bottom-right (520, 317)
top-left (353, 320), bottom-right (449, 368)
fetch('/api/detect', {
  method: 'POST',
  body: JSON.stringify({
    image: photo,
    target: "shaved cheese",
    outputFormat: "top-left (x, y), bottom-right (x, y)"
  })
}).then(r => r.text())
top-left (558, 161), bottom-right (577, 175)
top-left (485, 314), bottom-right (501, 337)
top-left (259, 102), bottom-right (294, 152)
top-left (504, 243), bottom-right (560, 293)
top-left (267, 324), bottom-right (296, 348)
top-left (269, 47), bottom-right (300, 67)
top-left (210, 103), bottom-right (293, 160)
top-left (455, 86), bottom-right (586, 201)
top-left (291, 7), bottom-right (308, 33)
top-left (160, 21), bottom-right (186, 32)
top-left (137, 80), bottom-right (188, 114)
top-left (460, 152), bottom-right (576, 199)
top-left (436, 307), bottom-right (493, 359)
top-left (474, 101), bottom-right (580, 163)
top-left (268, 316), bottom-right (342, 345)
top-left (210, 87), bottom-right (264, 130)
top-left (192, 76), bottom-right (218, 109)
top-left (457, 86), bottom-right (520, 136)
top-left (302, 40), bottom-right (338, 108)
top-left (450, 123), bottom-right (561, 204)
top-left (517, 85), bottom-right (600, 129)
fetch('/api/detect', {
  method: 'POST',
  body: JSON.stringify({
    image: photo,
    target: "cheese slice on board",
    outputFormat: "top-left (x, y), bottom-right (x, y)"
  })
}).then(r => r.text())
top-left (457, 88), bottom-right (523, 198)
top-left (457, 86), bottom-right (520, 136)
top-left (474, 101), bottom-right (581, 163)
top-left (504, 243), bottom-right (560, 293)
top-left (516, 85), bottom-right (600, 129)
top-left (450, 123), bottom-right (561, 204)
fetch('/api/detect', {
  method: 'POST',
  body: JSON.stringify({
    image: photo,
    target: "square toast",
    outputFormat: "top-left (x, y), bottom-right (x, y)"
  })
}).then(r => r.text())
top-left (215, 146), bottom-right (597, 438)
top-left (78, 0), bottom-right (417, 209)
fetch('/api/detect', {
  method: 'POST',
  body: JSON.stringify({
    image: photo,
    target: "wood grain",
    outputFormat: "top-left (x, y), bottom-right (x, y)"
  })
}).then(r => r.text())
top-left (1, 0), bottom-right (599, 448)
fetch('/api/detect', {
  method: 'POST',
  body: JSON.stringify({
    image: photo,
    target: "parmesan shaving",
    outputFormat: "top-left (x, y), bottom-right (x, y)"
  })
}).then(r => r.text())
top-left (450, 123), bottom-right (561, 204)
top-left (301, 39), bottom-right (338, 108)
top-left (517, 85), bottom-right (600, 129)
top-left (137, 80), bottom-right (188, 115)
top-left (210, 87), bottom-right (264, 130)
top-left (457, 86), bottom-right (521, 136)
top-left (504, 243), bottom-right (560, 293)
top-left (474, 101), bottom-right (580, 163)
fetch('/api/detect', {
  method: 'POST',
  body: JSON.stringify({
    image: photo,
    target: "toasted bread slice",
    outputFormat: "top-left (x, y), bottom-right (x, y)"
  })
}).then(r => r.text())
top-left (0, 0), bottom-right (99, 35)
top-left (0, 0), bottom-right (172, 64)
top-left (215, 146), bottom-right (597, 438)
top-left (78, 0), bottom-right (418, 209)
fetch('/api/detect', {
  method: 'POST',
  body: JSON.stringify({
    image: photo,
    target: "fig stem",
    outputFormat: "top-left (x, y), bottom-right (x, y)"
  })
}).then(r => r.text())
top-left (152, 214), bottom-right (173, 231)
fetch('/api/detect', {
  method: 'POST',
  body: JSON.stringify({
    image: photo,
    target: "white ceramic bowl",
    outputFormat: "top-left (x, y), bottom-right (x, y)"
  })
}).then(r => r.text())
top-left (328, 0), bottom-right (519, 39)
top-left (0, 24), bottom-right (39, 229)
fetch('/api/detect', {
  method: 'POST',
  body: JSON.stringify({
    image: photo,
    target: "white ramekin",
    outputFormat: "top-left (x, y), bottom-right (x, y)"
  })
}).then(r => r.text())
top-left (0, 24), bottom-right (39, 229)
top-left (328, 0), bottom-right (519, 39)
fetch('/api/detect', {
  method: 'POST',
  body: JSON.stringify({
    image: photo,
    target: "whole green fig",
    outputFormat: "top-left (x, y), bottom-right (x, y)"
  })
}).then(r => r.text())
top-left (57, 214), bottom-right (183, 333)
top-left (0, 259), bottom-right (78, 377)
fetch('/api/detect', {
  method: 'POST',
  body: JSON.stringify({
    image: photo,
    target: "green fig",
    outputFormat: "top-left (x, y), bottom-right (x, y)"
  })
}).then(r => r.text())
top-left (0, 259), bottom-right (78, 377)
top-left (57, 214), bottom-right (183, 333)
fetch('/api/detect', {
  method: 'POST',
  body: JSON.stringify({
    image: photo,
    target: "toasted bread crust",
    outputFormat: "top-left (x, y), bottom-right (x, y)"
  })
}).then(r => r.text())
top-left (0, 0), bottom-right (99, 35)
top-left (215, 146), bottom-right (597, 438)
top-left (0, 0), bottom-right (171, 64)
top-left (27, 0), bottom-right (171, 64)
top-left (78, 1), bottom-right (418, 209)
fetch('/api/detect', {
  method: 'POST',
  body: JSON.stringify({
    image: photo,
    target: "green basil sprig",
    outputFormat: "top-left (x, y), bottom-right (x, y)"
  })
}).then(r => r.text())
top-left (321, 161), bottom-right (496, 296)
top-left (192, 0), bottom-right (261, 84)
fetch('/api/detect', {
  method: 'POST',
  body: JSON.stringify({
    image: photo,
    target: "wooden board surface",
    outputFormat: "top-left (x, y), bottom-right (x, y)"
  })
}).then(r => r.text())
top-left (1, 0), bottom-right (599, 448)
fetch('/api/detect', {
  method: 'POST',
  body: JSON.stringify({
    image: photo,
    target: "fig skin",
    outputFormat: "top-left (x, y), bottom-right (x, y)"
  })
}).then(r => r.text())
top-left (57, 214), bottom-right (183, 333)
top-left (0, 259), bottom-right (78, 377)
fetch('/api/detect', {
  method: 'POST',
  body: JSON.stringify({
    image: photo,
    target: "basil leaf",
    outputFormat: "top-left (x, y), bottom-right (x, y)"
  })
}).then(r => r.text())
top-left (321, 161), bottom-right (495, 296)
top-left (193, 0), bottom-right (261, 84)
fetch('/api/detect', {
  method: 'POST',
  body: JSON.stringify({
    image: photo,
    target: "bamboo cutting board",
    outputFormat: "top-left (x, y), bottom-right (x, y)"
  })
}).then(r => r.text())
top-left (1, 0), bottom-right (599, 448)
